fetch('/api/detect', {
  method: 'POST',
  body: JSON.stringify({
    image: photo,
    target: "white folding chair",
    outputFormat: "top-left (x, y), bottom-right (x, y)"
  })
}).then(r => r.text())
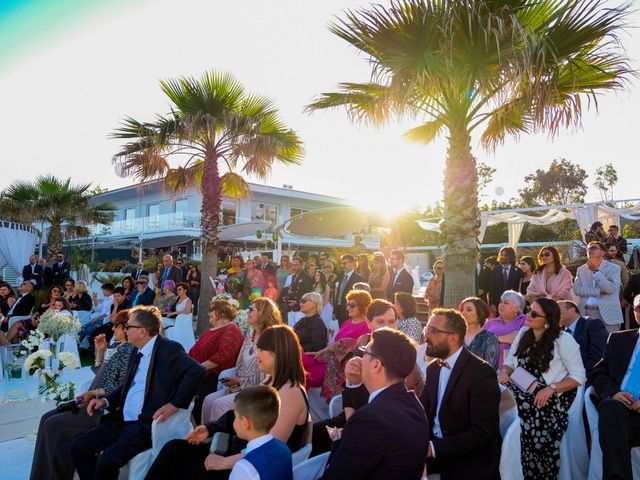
top-left (499, 406), bottom-right (524, 480)
top-left (558, 385), bottom-right (589, 480)
top-left (57, 333), bottom-right (81, 366)
top-left (118, 402), bottom-right (194, 480)
top-left (585, 386), bottom-right (640, 480)
top-left (7, 315), bottom-right (30, 332)
top-left (329, 395), bottom-right (343, 419)
top-left (293, 451), bottom-right (330, 480)
top-left (292, 443), bottom-right (313, 467)
top-left (164, 314), bottom-right (195, 352)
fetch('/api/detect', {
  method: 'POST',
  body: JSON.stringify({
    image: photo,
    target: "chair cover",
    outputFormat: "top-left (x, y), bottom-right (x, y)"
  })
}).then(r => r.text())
top-left (329, 395), bottom-right (343, 419)
top-left (558, 385), bottom-right (589, 480)
top-left (7, 315), bottom-right (30, 332)
top-left (499, 411), bottom-right (524, 480)
top-left (585, 386), bottom-right (640, 480)
top-left (74, 310), bottom-right (93, 327)
top-left (307, 386), bottom-right (329, 422)
top-left (164, 314), bottom-right (195, 352)
top-left (119, 402), bottom-right (195, 480)
top-left (57, 333), bottom-right (81, 366)
top-left (293, 452), bottom-right (330, 480)
top-left (292, 443), bottom-right (312, 466)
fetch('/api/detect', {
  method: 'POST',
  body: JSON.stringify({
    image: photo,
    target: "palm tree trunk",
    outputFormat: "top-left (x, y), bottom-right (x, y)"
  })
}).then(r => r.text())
top-left (47, 221), bottom-right (63, 257)
top-left (441, 126), bottom-right (480, 308)
top-left (196, 151), bottom-right (222, 335)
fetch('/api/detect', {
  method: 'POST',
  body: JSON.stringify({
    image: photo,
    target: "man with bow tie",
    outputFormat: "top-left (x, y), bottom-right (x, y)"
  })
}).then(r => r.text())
top-left (421, 308), bottom-right (501, 479)
top-left (70, 306), bottom-right (203, 480)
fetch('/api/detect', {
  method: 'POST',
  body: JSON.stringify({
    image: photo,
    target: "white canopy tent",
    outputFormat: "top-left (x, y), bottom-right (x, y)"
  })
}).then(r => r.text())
top-left (0, 221), bottom-right (38, 276)
top-left (417, 199), bottom-right (640, 248)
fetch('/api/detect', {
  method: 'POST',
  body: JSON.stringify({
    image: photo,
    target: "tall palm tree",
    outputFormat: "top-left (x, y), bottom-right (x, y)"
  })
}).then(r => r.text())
top-left (111, 70), bottom-right (304, 333)
top-left (0, 175), bottom-right (116, 255)
top-left (307, 0), bottom-right (633, 306)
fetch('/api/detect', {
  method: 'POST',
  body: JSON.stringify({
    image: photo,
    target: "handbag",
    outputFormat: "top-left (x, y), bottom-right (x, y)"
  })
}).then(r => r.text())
top-left (510, 367), bottom-right (539, 393)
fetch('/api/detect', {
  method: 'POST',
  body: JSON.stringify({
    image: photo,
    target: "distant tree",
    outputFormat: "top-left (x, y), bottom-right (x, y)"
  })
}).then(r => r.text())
top-left (594, 163), bottom-right (618, 202)
top-left (87, 184), bottom-right (109, 196)
top-left (477, 163), bottom-right (497, 199)
top-left (519, 158), bottom-right (588, 207)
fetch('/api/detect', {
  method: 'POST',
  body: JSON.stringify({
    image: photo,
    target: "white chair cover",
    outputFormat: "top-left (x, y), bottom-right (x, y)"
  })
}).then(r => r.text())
top-left (416, 343), bottom-right (427, 380)
top-left (292, 443), bottom-right (312, 467)
top-left (585, 386), bottom-right (640, 480)
top-left (74, 311), bottom-right (93, 327)
top-left (329, 395), bottom-right (343, 419)
top-left (293, 451), bottom-right (330, 480)
top-left (499, 406), bottom-right (524, 480)
top-left (559, 385), bottom-right (589, 480)
top-left (57, 333), bottom-right (81, 367)
top-left (7, 315), bottom-right (30, 332)
top-left (216, 368), bottom-right (236, 391)
top-left (307, 386), bottom-right (329, 422)
top-left (164, 314), bottom-right (195, 352)
top-left (119, 402), bottom-right (195, 480)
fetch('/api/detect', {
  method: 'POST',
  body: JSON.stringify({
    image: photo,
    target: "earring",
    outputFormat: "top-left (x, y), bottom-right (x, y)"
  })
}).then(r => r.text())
top-left (544, 323), bottom-right (550, 329)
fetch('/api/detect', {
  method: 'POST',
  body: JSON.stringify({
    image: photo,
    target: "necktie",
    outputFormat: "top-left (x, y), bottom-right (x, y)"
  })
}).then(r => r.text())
top-left (436, 359), bottom-right (451, 369)
top-left (338, 273), bottom-right (349, 303)
top-left (502, 267), bottom-right (509, 287)
top-left (624, 346), bottom-right (640, 401)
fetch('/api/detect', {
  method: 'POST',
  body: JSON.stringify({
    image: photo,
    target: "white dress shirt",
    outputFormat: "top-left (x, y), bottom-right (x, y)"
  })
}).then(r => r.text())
top-left (123, 335), bottom-right (158, 421)
top-left (368, 385), bottom-right (390, 404)
top-left (433, 346), bottom-right (464, 439)
top-left (94, 294), bottom-right (114, 320)
top-left (229, 434), bottom-right (274, 480)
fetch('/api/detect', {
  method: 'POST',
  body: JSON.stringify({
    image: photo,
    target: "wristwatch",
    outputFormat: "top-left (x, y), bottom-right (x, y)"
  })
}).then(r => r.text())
top-left (549, 383), bottom-right (558, 392)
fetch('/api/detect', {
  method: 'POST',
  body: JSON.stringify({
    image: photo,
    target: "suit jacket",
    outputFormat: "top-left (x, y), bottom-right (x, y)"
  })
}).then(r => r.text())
top-left (41, 266), bottom-right (53, 288)
top-left (590, 329), bottom-right (639, 399)
top-left (322, 382), bottom-right (429, 480)
top-left (105, 336), bottom-right (204, 429)
top-left (22, 263), bottom-right (44, 286)
top-left (489, 264), bottom-right (523, 307)
top-left (387, 268), bottom-right (415, 301)
top-left (131, 288), bottom-right (155, 306)
top-left (159, 265), bottom-right (183, 286)
top-left (334, 271), bottom-right (365, 321)
top-left (571, 316), bottom-right (608, 380)
top-left (9, 292), bottom-right (36, 317)
top-left (284, 271), bottom-right (314, 312)
top-left (623, 272), bottom-right (640, 304)
top-left (51, 261), bottom-right (71, 286)
top-left (133, 269), bottom-right (149, 280)
top-left (420, 348), bottom-right (501, 480)
top-left (574, 260), bottom-right (622, 326)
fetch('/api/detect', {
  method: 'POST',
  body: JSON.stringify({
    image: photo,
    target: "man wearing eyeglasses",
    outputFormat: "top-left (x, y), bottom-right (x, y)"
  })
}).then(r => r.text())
top-left (322, 327), bottom-right (429, 480)
top-left (71, 306), bottom-right (204, 480)
top-left (420, 308), bottom-right (501, 479)
top-left (574, 241), bottom-right (623, 333)
top-left (131, 275), bottom-right (155, 306)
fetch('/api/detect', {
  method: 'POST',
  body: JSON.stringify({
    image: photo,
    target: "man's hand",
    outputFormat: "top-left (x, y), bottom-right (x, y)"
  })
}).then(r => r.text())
top-left (185, 425), bottom-right (209, 445)
top-left (87, 398), bottom-right (106, 416)
top-left (533, 387), bottom-right (555, 408)
top-left (204, 453), bottom-right (231, 471)
top-left (344, 357), bottom-right (363, 386)
top-left (153, 403), bottom-right (178, 423)
top-left (621, 299), bottom-right (631, 308)
top-left (612, 391), bottom-right (634, 409)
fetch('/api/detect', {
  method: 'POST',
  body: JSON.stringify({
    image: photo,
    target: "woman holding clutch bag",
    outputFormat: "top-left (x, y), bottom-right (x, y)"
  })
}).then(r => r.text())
top-left (498, 298), bottom-right (585, 480)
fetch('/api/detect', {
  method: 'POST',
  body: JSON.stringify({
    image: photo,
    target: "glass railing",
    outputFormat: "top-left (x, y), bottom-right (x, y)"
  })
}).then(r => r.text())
top-left (91, 211), bottom-right (202, 236)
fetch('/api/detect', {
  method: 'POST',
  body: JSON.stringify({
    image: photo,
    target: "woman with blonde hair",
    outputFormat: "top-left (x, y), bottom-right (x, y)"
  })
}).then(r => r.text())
top-left (369, 254), bottom-right (391, 299)
top-left (69, 280), bottom-right (92, 311)
top-left (424, 259), bottom-right (445, 315)
top-left (201, 297), bottom-right (282, 423)
top-left (294, 292), bottom-right (329, 387)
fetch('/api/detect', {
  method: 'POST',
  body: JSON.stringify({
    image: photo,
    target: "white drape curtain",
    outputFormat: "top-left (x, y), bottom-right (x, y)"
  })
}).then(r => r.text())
top-left (508, 223), bottom-right (525, 249)
top-left (572, 207), bottom-right (596, 242)
top-left (0, 222), bottom-right (38, 276)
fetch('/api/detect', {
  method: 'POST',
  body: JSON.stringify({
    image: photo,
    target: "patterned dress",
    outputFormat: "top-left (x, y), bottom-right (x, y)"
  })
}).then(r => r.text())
top-left (467, 329), bottom-right (500, 370)
top-left (506, 350), bottom-right (576, 479)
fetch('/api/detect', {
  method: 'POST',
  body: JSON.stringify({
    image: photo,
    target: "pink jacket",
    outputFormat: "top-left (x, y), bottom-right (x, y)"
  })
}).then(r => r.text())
top-left (525, 265), bottom-right (575, 303)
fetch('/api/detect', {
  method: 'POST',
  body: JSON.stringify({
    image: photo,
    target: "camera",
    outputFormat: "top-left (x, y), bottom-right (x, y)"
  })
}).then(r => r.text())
top-left (56, 399), bottom-right (81, 414)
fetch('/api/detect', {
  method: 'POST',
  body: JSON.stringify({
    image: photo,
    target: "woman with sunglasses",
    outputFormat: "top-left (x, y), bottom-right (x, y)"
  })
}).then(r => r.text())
top-left (30, 311), bottom-right (134, 480)
top-left (201, 298), bottom-right (282, 423)
top-left (499, 298), bottom-right (585, 479)
top-left (525, 246), bottom-right (575, 304)
top-left (147, 324), bottom-right (310, 479)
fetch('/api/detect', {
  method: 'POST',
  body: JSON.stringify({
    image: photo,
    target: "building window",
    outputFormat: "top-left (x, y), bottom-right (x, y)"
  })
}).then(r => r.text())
top-left (147, 204), bottom-right (160, 230)
top-left (221, 199), bottom-right (237, 226)
top-left (252, 202), bottom-right (279, 225)
top-left (173, 198), bottom-right (188, 227)
top-left (290, 207), bottom-right (310, 219)
top-left (124, 208), bottom-right (136, 232)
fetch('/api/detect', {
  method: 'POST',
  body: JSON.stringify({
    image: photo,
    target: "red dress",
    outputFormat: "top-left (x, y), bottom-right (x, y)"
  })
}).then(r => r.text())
top-left (189, 323), bottom-right (244, 376)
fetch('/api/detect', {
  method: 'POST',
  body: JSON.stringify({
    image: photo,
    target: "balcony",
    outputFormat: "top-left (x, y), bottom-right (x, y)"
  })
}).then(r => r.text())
top-left (92, 211), bottom-right (202, 237)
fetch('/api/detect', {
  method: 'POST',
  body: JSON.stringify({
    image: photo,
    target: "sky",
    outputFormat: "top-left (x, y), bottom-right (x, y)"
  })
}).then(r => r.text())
top-left (0, 0), bottom-right (639, 217)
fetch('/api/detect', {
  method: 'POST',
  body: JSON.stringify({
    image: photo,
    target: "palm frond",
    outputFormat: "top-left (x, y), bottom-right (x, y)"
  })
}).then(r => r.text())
top-left (220, 172), bottom-right (250, 198)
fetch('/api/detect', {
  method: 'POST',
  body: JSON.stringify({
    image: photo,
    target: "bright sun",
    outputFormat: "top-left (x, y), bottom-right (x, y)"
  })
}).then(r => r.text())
top-left (354, 192), bottom-right (415, 221)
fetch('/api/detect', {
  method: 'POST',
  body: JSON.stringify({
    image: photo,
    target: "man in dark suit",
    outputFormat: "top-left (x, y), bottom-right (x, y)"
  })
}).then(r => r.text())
top-left (283, 256), bottom-right (314, 312)
top-left (175, 258), bottom-right (189, 280)
top-left (623, 271), bottom-right (640, 329)
top-left (131, 276), bottom-right (155, 306)
top-left (386, 250), bottom-right (414, 301)
top-left (590, 296), bottom-right (640, 480)
top-left (22, 255), bottom-right (44, 287)
top-left (158, 255), bottom-right (183, 287)
top-left (258, 252), bottom-right (277, 284)
top-left (322, 327), bottom-right (429, 480)
top-left (70, 305), bottom-right (204, 480)
top-left (421, 308), bottom-right (501, 479)
top-left (38, 258), bottom-right (53, 288)
top-left (489, 246), bottom-right (523, 308)
top-left (559, 300), bottom-right (608, 380)
top-left (334, 255), bottom-right (364, 325)
top-left (7, 281), bottom-right (36, 318)
top-left (51, 251), bottom-right (71, 286)
top-left (133, 262), bottom-right (149, 281)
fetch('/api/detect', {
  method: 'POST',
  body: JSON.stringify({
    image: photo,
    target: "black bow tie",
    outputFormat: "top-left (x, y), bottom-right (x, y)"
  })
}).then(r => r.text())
top-left (436, 359), bottom-right (451, 369)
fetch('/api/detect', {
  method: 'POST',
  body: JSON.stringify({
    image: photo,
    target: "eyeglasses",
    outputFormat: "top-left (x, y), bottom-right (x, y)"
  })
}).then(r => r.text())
top-left (300, 298), bottom-right (310, 304)
top-left (248, 305), bottom-right (257, 312)
top-left (424, 326), bottom-right (455, 336)
top-left (346, 301), bottom-right (357, 308)
top-left (529, 311), bottom-right (547, 319)
top-left (587, 246), bottom-right (603, 252)
top-left (355, 346), bottom-right (383, 363)
top-left (124, 323), bottom-right (145, 331)
top-left (540, 252), bottom-right (552, 257)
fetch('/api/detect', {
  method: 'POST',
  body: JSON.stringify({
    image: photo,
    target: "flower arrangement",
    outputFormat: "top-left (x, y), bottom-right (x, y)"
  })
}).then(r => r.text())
top-left (24, 349), bottom-right (78, 404)
top-left (38, 311), bottom-right (81, 342)
top-left (213, 293), bottom-right (240, 309)
top-left (234, 309), bottom-right (250, 336)
top-left (17, 329), bottom-right (46, 357)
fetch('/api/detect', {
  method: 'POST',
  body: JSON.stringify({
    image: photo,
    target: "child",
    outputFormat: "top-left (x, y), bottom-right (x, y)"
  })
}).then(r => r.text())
top-left (229, 385), bottom-right (293, 480)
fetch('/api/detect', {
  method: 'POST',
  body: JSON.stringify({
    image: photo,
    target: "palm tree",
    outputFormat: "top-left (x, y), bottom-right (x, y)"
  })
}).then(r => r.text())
top-left (307, 0), bottom-right (633, 306)
top-left (0, 175), bottom-right (116, 255)
top-left (111, 70), bottom-right (304, 333)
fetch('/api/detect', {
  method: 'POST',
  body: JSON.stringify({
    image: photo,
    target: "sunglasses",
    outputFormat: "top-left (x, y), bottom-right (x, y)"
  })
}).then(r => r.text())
top-left (124, 323), bottom-right (145, 331)
top-left (529, 311), bottom-right (547, 319)
top-left (588, 246), bottom-right (603, 252)
top-left (346, 301), bottom-right (357, 308)
top-left (248, 305), bottom-right (257, 312)
top-left (540, 251), bottom-right (552, 257)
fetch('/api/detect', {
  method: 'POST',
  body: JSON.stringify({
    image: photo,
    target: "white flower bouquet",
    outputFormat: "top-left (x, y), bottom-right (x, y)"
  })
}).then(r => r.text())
top-left (234, 309), bottom-right (250, 336)
top-left (25, 348), bottom-right (79, 405)
top-left (24, 349), bottom-right (53, 374)
top-left (38, 311), bottom-right (81, 341)
top-left (17, 329), bottom-right (46, 357)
